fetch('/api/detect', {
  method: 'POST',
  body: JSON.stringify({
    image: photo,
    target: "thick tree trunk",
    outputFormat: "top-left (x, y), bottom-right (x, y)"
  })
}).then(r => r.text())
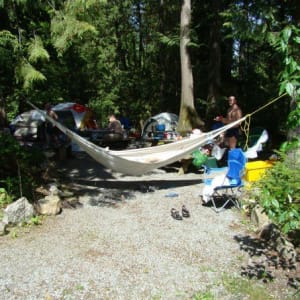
top-left (177, 0), bottom-right (204, 135)
top-left (159, 0), bottom-right (166, 109)
top-left (206, 0), bottom-right (222, 117)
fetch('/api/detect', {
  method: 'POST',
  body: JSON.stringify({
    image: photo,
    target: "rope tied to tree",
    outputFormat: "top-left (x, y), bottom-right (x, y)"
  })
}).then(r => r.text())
top-left (240, 92), bottom-right (288, 150)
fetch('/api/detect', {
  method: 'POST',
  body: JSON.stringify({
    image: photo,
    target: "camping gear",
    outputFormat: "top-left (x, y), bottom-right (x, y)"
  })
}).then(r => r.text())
top-left (244, 160), bottom-right (274, 182)
top-left (142, 112), bottom-right (178, 140)
top-left (10, 110), bottom-right (45, 141)
top-left (201, 148), bottom-right (247, 213)
top-left (28, 100), bottom-right (247, 175)
top-left (192, 150), bottom-right (208, 168)
top-left (10, 102), bottom-right (96, 142)
top-left (244, 128), bottom-right (269, 159)
top-left (51, 102), bottom-right (96, 130)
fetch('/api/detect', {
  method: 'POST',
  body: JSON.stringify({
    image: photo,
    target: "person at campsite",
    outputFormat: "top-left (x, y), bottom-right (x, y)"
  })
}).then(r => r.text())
top-left (44, 103), bottom-right (59, 147)
top-left (215, 95), bottom-right (242, 149)
top-left (104, 113), bottom-right (124, 141)
top-left (119, 112), bottom-right (131, 130)
top-left (108, 114), bottom-right (123, 134)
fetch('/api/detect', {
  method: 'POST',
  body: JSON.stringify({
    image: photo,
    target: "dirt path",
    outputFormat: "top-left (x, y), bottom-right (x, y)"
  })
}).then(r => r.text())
top-left (0, 153), bottom-right (298, 299)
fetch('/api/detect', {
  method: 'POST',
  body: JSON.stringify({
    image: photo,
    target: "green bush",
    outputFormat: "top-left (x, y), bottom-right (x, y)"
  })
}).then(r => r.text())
top-left (0, 133), bottom-right (44, 202)
top-left (0, 187), bottom-right (13, 208)
top-left (255, 152), bottom-right (300, 235)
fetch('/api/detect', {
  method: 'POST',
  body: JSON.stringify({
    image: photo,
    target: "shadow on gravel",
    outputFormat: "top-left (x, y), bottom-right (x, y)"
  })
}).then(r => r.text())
top-left (62, 178), bottom-right (202, 209)
top-left (57, 152), bottom-right (203, 207)
top-left (67, 178), bottom-right (202, 190)
top-left (57, 152), bottom-right (203, 190)
top-left (234, 234), bottom-right (300, 289)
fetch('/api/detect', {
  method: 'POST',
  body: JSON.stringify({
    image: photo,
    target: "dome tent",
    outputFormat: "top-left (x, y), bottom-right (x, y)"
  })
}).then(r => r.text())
top-left (142, 112), bottom-right (178, 139)
top-left (51, 102), bottom-right (96, 130)
top-left (10, 102), bottom-right (96, 141)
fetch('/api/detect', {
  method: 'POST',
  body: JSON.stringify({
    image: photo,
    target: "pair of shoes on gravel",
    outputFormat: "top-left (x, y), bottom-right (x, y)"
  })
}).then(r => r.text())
top-left (171, 205), bottom-right (190, 220)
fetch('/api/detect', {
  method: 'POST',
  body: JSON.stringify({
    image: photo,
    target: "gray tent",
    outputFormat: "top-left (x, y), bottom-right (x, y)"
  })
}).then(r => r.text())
top-left (142, 112), bottom-right (178, 139)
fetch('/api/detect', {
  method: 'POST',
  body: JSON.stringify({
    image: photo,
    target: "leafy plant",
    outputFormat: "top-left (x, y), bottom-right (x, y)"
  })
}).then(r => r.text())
top-left (0, 187), bottom-right (13, 208)
top-left (0, 134), bottom-right (44, 202)
top-left (193, 290), bottom-right (215, 300)
top-left (29, 216), bottom-right (42, 226)
top-left (255, 152), bottom-right (300, 235)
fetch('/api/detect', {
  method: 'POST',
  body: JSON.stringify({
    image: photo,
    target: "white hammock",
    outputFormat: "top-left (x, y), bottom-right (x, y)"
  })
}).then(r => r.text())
top-left (28, 101), bottom-right (246, 175)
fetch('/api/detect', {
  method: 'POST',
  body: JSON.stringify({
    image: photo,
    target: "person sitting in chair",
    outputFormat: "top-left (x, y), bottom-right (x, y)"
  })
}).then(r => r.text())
top-left (104, 114), bottom-right (124, 141)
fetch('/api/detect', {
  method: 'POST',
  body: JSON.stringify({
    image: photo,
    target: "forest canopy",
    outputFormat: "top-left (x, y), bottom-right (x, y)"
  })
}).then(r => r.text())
top-left (0, 0), bottom-right (299, 137)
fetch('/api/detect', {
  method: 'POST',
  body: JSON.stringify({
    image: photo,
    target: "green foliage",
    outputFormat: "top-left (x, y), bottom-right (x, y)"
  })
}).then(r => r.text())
top-left (193, 290), bottom-right (215, 300)
top-left (222, 273), bottom-right (273, 300)
top-left (0, 133), bottom-right (44, 201)
top-left (0, 188), bottom-right (13, 208)
top-left (28, 36), bottom-right (50, 63)
top-left (254, 152), bottom-right (300, 234)
top-left (29, 215), bottom-right (42, 225)
top-left (157, 32), bottom-right (180, 47)
top-left (16, 59), bottom-right (47, 90)
top-left (51, 2), bottom-right (98, 55)
top-left (0, 30), bottom-right (19, 51)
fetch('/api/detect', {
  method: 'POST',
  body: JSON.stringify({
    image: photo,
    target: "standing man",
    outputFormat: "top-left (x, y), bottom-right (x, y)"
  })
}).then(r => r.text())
top-left (215, 96), bottom-right (243, 149)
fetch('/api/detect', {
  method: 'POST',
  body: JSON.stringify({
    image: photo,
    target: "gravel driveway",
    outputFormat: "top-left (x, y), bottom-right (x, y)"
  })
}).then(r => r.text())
top-left (0, 153), bottom-right (298, 299)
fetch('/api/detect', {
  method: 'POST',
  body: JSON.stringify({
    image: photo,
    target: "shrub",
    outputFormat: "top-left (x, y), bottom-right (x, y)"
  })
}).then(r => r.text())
top-left (0, 133), bottom-right (44, 201)
top-left (0, 187), bottom-right (13, 208)
top-left (255, 152), bottom-right (300, 235)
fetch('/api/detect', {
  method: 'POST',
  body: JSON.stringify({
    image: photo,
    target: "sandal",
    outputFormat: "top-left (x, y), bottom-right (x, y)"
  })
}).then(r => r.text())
top-left (171, 208), bottom-right (182, 220)
top-left (182, 205), bottom-right (190, 218)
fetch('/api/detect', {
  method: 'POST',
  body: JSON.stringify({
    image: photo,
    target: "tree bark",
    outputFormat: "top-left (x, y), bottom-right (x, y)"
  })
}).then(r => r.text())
top-left (206, 0), bottom-right (222, 116)
top-left (177, 0), bottom-right (204, 135)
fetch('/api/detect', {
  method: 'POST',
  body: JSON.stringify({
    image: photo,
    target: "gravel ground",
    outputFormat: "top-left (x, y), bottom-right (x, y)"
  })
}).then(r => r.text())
top-left (0, 153), bottom-right (299, 299)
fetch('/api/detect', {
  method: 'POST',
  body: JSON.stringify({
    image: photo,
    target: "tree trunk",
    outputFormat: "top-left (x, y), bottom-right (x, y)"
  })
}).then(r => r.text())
top-left (206, 0), bottom-right (222, 117)
top-left (177, 0), bottom-right (204, 135)
top-left (287, 95), bottom-right (300, 164)
top-left (287, 1), bottom-right (300, 164)
top-left (0, 98), bottom-right (8, 129)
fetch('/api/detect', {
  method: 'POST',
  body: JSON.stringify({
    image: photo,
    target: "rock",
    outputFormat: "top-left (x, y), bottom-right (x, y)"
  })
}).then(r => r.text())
top-left (48, 184), bottom-right (60, 196)
top-left (259, 223), bottom-right (281, 242)
top-left (2, 197), bottom-right (35, 225)
top-left (251, 204), bottom-right (270, 231)
top-left (59, 190), bottom-right (74, 198)
top-left (0, 221), bottom-right (7, 236)
top-left (275, 236), bottom-right (297, 267)
top-left (35, 186), bottom-right (50, 196)
top-left (36, 194), bottom-right (61, 215)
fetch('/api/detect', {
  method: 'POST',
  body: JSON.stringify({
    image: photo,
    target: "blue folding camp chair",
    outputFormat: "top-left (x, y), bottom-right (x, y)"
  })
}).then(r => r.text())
top-left (202, 148), bottom-right (247, 213)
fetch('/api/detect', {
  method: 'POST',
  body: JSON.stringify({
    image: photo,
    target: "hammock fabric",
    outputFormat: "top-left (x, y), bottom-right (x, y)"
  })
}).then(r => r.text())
top-left (28, 101), bottom-right (246, 176)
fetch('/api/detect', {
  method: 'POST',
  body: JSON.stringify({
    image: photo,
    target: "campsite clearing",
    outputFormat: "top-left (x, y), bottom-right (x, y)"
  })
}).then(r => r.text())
top-left (0, 152), bottom-right (299, 299)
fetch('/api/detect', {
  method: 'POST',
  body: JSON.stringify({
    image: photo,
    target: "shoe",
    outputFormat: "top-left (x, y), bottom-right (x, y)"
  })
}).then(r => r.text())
top-left (182, 205), bottom-right (190, 218)
top-left (199, 195), bottom-right (207, 205)
top-left (171, 208), bottom-right (182, 220)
